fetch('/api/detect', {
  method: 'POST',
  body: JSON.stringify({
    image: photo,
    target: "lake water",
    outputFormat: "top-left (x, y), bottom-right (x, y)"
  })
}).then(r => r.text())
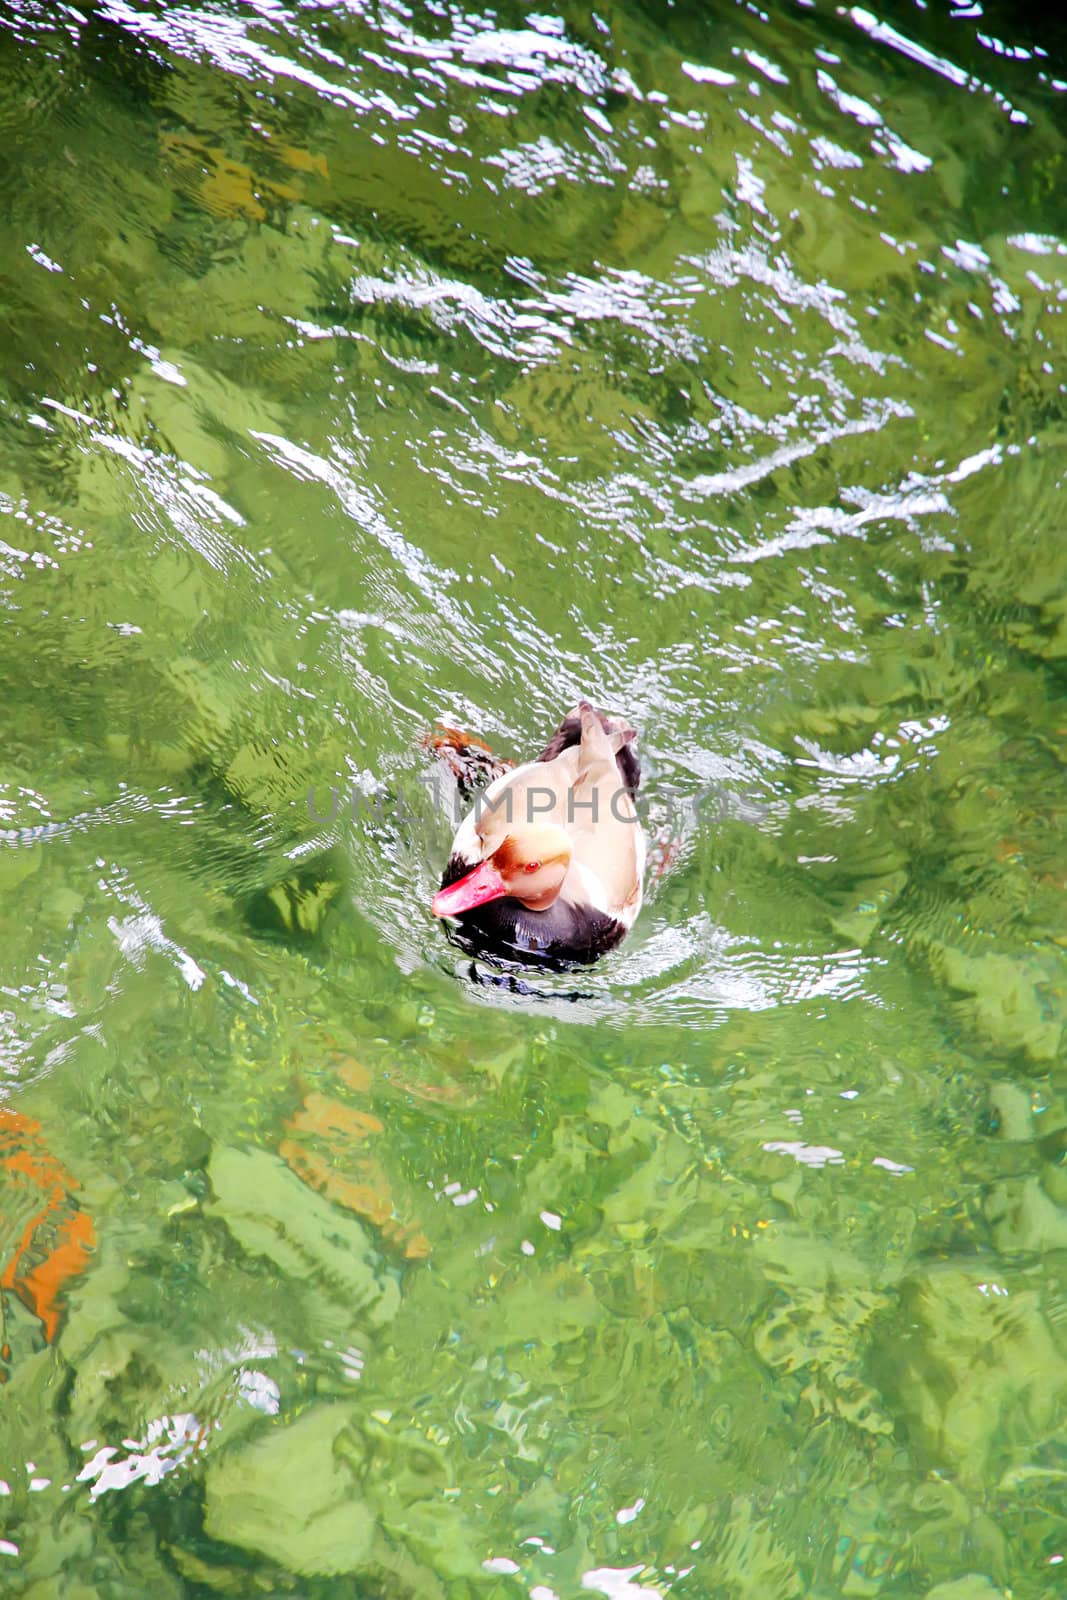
top-left (1, 0), bottom-right (1066, 1594)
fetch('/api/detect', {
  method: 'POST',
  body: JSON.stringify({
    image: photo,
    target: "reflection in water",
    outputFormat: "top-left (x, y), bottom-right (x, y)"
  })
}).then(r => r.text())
top-left (1, 0), bottom-right (1066, 1593)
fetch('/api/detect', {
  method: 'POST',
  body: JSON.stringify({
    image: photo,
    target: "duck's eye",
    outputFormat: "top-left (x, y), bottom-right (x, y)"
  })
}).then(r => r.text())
top-left (524, 860), bottom-right (541, 873)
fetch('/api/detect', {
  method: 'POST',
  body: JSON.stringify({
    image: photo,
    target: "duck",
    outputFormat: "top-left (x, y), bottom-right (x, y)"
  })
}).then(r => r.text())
top-left (430, 702), bottom-right (644, 968)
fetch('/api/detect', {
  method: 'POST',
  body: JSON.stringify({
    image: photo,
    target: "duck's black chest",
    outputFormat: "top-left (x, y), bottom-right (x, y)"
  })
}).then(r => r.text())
top-left (440, 857), bottom-right (624, 968)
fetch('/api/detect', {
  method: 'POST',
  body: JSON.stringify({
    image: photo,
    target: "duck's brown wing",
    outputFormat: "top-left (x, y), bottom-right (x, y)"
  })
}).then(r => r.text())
top-left (563, 705), bottom-right (643, 916)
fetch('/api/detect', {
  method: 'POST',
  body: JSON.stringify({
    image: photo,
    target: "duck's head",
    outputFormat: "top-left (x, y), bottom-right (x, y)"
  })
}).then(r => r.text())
top-left (431, 823), bottom-right (572, 918)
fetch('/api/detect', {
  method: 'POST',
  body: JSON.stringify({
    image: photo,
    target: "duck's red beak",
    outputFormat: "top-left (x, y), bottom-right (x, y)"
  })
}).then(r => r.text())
top-left (431, 860), bottom-right (508, 918)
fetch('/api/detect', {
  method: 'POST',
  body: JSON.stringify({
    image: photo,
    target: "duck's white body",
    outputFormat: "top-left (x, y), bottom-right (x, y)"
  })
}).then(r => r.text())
top-left (432, 704), bottom-right (644, 967)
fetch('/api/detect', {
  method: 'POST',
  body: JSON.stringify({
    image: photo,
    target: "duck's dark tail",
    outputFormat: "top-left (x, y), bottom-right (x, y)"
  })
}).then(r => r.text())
top-left (537, 704), bottom-right (640, 793)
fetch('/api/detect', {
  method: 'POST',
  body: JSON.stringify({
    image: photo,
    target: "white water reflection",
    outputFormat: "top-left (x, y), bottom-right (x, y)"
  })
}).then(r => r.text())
top-left (78, 1415), bottom-right (205, 1502)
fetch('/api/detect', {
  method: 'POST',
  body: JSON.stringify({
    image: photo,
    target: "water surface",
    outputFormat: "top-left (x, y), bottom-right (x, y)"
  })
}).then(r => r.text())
top-left (1, 0), bottom-right (1066, 1594)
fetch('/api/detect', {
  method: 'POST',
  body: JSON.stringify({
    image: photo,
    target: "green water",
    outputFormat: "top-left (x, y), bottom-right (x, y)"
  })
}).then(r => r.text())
top-left (1, 0), bottom-right (1066, 1593)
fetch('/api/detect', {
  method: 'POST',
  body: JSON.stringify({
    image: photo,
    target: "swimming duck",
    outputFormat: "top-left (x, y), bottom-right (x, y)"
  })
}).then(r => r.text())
top-left (431, 703), bottom-right (644, 967)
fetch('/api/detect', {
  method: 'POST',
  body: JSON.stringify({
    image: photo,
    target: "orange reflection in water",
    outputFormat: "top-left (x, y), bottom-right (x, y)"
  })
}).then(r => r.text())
top-left (280, 1069), bottom-right (436, 1263)
top-left (0, 1108), bottom-right (95, 1354)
